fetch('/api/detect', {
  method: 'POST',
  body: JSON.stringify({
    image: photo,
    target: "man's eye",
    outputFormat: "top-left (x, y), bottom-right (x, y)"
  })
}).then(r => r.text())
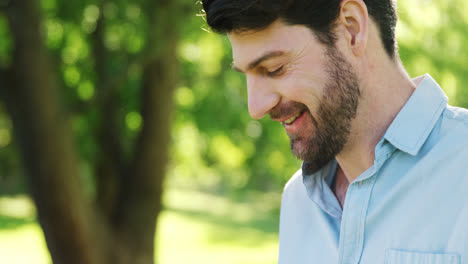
top-left (266, 66), bottom-right (284, 77)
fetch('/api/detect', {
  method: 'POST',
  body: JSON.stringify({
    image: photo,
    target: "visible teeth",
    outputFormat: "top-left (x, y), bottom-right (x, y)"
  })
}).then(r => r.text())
top-left (284, 112), bottom-right (302, 125)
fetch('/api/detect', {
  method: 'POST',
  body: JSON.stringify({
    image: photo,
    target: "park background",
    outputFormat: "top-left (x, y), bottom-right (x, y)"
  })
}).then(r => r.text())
top-left (0, 0), bottom-right (467, 263)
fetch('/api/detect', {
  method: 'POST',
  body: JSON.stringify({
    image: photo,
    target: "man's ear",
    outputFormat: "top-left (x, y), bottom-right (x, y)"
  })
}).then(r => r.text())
top-left (339, 0), bottom-right (368, 57)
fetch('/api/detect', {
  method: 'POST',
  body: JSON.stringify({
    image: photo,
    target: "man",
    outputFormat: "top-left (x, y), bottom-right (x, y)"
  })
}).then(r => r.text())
top-left (202, 0), bottom-right (468, 263)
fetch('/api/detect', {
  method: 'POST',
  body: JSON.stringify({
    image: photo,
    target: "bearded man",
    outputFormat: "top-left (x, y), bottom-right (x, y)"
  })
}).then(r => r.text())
top-left (202, 0), bottom-right (468, 263)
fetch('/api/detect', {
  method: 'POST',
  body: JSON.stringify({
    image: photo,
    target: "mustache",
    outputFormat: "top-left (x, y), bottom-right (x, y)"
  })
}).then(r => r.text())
top-left (269, 102), bottom-right (309, 120)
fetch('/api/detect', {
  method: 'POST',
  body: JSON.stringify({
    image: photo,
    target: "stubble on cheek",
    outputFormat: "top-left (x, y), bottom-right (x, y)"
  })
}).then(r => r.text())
top-left (288, 50), bottom-right (360, 170)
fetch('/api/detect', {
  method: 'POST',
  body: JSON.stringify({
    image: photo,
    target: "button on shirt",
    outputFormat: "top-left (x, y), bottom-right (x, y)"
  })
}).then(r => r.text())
top-left (278, 75), bottom-right (468, 264)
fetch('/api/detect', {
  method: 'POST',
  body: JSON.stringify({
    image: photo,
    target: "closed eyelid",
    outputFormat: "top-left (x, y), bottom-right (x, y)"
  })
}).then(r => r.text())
top-left (249, 51), bottom-right (285, 70)
top-left (259, 60), bottom-right (287, 72)
top-left (233, 50), bottom-right (288, 73)
top-left (265, 65), bottom-right (286, 77)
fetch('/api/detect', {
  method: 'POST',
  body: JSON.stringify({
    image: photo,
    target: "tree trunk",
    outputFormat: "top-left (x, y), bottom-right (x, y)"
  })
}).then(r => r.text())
top-left (3, 0), bottom-right (107, 263)
top-left (1, 0), bottom-right (184, 263)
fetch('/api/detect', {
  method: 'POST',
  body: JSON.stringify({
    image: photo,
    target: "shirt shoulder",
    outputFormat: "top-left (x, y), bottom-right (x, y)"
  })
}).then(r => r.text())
top-left (443, 105), bottom-right (468, 127)
top-left (419, 104), bottom-right (468, 165)
top-left (281, 168), bottom-right (309, 206)
top-left (283, 168), bottom-right (304, 194)
top-left (434, 105), bottom-right (468, 145)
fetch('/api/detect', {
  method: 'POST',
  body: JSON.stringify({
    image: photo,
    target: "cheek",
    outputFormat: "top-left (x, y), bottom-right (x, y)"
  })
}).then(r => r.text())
top-left (277, 69), bottom-right (325, 111)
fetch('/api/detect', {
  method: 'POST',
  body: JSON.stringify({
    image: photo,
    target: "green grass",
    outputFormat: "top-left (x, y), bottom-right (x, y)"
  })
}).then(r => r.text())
top-left (158, 188), bottom-right (280, 264)
top-left (0, 189), bottom-right (280, 264)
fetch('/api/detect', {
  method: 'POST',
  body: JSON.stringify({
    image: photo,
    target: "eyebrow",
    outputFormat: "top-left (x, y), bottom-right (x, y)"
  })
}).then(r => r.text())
top-left (232, 51), bottom-right (285, 73)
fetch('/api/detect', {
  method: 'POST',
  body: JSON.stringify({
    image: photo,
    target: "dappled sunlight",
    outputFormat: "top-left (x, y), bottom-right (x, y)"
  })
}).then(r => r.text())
top-left (0, 196), bottom-right (35, 220)
top-left (0, 196), bottom-right (50, 264)
top-left (82, 5), bottom-right (100, 33)
top-left (77, 80), bottom-right (95, 101)
top-left (0, 224), bottom-right (51, 264)
top-left (179, 43), bottom-right (201, 63)
top-left (164, 188), bottom-right (281, 223)
top-left (197, 34), bottom-right (226, 76)
top-left (63, 65), bottom-right (81, 87)
top-left (157, 211), bottom-right (278, 264)
top-left (0, 191), bottom-right (278, 264)
top-left (61, 29), bottom-right (89, 65)
top-left (45, 19), bottom-right (64, 49)
top-left (209, 134), bottom-right (247, 169)
top-left (0, 128), bottom-right (11, 148)
top-left (125, 111), bottom-right (143, 132)
top-left (157, 188), bottom-right (280, 264)
top-left (175, 86), bottom-right (196, 108)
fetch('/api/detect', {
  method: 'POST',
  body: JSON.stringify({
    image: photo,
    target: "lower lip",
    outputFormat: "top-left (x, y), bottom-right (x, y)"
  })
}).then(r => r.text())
top-left (284, 111), bottom-right (306, 133)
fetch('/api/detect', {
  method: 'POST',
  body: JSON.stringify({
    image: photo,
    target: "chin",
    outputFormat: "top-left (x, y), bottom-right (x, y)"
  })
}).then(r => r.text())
top-left (291, 139), bottom-right (315, 161)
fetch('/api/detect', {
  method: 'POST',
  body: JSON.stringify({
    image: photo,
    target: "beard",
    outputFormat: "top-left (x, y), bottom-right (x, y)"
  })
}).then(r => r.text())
top-left (270, 46), bottom-right (360, 174)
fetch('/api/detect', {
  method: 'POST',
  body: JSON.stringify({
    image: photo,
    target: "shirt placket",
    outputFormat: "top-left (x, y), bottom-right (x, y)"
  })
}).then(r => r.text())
top-left (337, 173), bottom-right (376, 264)
top-left (337, 140), bottom-right (395, 264)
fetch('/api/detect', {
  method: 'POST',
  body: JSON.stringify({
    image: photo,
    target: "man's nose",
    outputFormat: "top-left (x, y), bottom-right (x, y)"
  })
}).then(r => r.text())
top-left (246, 76), bottom-right (280, 119)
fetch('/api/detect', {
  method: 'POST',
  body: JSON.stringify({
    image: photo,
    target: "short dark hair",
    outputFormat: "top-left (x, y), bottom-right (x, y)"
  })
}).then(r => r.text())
top-left (202, 0), bottom-right (397, 57)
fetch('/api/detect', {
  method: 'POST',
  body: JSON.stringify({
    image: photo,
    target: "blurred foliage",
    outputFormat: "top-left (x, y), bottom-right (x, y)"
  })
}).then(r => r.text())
top-left (397, 0), bottom-right (468, 106)
top-left (0, 0), bottom-right (467, 200)
top-left (0, 0), bottom-right (467, 263)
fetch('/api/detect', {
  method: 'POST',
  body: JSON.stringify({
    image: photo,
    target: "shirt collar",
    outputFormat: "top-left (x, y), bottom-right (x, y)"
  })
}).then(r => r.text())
top-left (302, 74), bottom-right (447, 175)
top-left (383, 74), bottom-right (448, 156)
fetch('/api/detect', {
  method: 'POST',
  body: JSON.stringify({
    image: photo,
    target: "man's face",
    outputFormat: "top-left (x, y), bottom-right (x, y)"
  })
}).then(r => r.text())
top-left (229, 20), bottom-right (360, 173)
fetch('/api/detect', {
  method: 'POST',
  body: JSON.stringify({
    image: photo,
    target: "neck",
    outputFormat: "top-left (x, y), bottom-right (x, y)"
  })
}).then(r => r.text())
top-left (336, 58), bottom-right (417, 183)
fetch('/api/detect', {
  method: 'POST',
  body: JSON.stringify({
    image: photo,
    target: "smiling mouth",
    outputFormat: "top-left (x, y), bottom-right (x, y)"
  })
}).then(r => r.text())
top-left (283, 111), bottom-right (304, 125)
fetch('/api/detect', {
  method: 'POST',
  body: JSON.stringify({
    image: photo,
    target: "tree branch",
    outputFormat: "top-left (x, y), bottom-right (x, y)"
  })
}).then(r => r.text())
top-left (90, 1), bottom-right (127, 223)
top-left (110, 0), bottom-right (182, 263)
top-left (0, 67), bottom-right (6, 101)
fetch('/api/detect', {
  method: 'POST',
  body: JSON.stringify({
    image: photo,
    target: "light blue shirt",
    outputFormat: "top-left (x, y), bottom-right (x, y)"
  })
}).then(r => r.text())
top-left (278, 74), bottom-right (468, 264)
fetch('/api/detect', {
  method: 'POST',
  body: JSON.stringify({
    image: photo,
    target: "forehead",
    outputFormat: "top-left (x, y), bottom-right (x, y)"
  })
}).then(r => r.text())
top-left (228, 20), bottom-right (316, 68)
